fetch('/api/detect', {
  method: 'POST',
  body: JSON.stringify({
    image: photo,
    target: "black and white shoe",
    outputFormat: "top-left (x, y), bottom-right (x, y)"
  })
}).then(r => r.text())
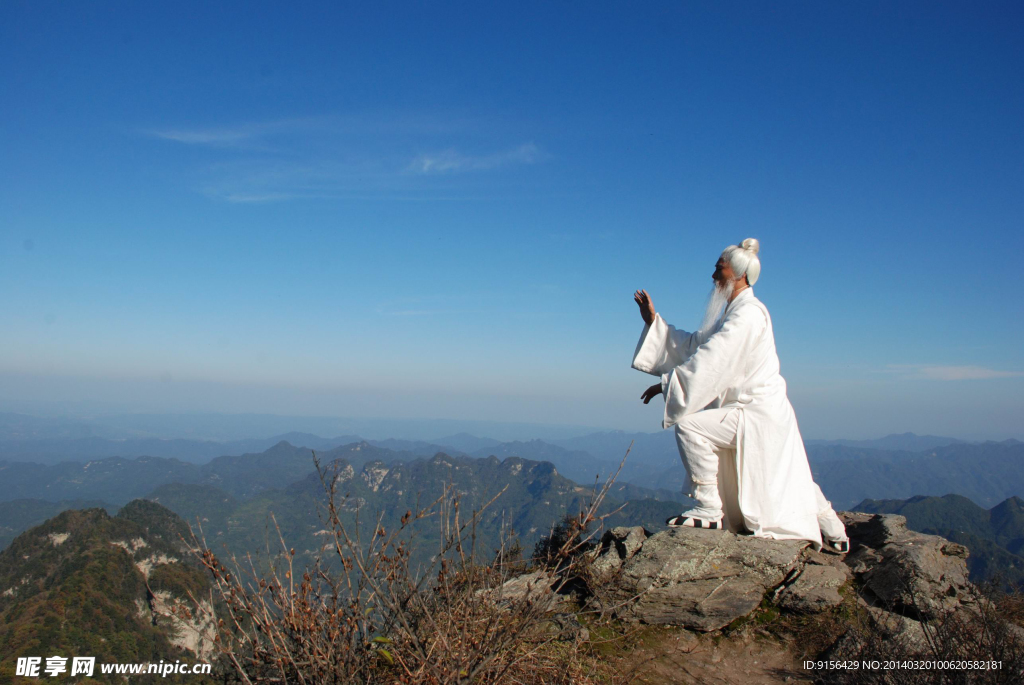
top-left (666, 515), bottom-right (723, 529)
top-left (823, 538), bottom-right (849, 554)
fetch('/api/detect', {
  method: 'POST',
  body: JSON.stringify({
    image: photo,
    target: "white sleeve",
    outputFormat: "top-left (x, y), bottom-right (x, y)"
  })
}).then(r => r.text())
top-left (659, 307), bottom-right (765, 428)
top-left (631, 313), bottom-right (699, 377)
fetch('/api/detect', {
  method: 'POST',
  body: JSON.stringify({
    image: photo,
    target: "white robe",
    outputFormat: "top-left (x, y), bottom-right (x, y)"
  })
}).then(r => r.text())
top-left (632, 288), bottom-right (822, 547)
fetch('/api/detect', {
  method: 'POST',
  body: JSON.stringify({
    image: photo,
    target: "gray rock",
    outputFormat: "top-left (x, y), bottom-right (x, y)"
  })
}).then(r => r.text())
top-left (773, 547), bottom-right (852, 613)
top-left (614, 525), bottom-right (648, 558)
top-left (842, 511), bottom-right (911, 549)
top-left (776, 564), bottom-right (848, 613)
top-left (485, 570), bottom-right (560, 611)
top-left (610, 527), bottom-right (807, 630)
top-left (865, 606), bottom-right (931, 654)
top-left (818, 512), bottom-right (980, 662)
top-left (537, 612), bottom-right (590, 642)
top-left (803, 547), bottom-right (854, 578)
top-left (591, 526), bottom-right (647, 577)
top-left (840, 512), bottom-right (971, 620)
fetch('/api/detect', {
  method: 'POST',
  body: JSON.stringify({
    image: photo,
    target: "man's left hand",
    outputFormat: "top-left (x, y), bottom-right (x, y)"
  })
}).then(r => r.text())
top-left (641, 383), bottom-right (663, 404)
top-left (634, 289), bottom-right (655, 326)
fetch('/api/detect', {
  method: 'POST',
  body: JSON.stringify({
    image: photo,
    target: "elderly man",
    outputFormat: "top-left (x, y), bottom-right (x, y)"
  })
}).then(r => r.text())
top-left (632, 239), bottom-right (849, 552)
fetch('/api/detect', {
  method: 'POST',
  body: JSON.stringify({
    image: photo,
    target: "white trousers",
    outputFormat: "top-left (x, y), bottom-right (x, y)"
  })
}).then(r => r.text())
top-left (674, 407), bottom-right (848, 540)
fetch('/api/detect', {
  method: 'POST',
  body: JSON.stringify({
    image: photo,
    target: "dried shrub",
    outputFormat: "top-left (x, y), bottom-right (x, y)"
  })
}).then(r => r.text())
top-left (181, 447), bottom-right (634, 685)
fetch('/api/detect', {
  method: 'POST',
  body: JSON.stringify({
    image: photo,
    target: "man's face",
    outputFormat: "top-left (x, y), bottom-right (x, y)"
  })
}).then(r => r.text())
top-left (713, 257), bottom-right (735, 287)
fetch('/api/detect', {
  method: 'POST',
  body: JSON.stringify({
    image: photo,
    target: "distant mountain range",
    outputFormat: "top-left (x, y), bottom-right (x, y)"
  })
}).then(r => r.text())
top-left (639, 441), bottom-right (1024, 511)
top-left (432, 432), bottom-right (502, 453)
top-left (0, 411), bottom-right (604, 444)
top-left (0, 441), bottom-right (682, 571)
top-left (0, 431), bottom-right (364, 465)
top-left (4, 428), bottom-right (1024, 512)
top-left (4, 410), bottom-right (1014, 469)
top-left (806, 432), bottom-right (966, 451)
top-left (810, 441), bottom-right (1024, 510)
top-left (4, 419), bottom-right (1020, 508)
top-left (3, 417), bottom-right (1024, 584)
top-left (153, 452), bottom-right (679, 573)
top-left (0, 441), bottom-right (422, 504)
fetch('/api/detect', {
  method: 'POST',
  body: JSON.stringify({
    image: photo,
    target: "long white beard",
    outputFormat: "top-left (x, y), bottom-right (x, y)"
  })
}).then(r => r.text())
top-left (695, 280), bottom-right (734, 346)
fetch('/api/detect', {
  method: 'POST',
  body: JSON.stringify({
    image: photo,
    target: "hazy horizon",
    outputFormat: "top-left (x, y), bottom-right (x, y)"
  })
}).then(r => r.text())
top-left (0, 403), bottom-right (1019, 445)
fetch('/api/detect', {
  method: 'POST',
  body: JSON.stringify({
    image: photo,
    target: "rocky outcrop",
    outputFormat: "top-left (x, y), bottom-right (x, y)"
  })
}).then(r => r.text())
top-left (143, 590), bottom-right (218, 660)
top-left (841, 511), bottom-right (972, 620)
top-left (811, 512), bottom-right (979, 659)
top-left (579, 511), bottom-right (975, 636)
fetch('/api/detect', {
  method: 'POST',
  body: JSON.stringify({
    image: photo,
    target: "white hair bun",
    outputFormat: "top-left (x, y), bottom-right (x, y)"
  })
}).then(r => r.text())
top-left (741, 238), bottom-right (760, 254)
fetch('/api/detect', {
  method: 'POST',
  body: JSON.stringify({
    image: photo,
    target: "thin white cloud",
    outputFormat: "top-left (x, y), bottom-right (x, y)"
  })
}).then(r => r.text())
top-left (407, 143), bottom-right (544, 175)
top-left (146, 117), bottom-right (329, 147)
top-left (146, 113), bottom-right (492, 149)
top-left (150, 127), bottom-right (257, 145)
top-left (885, 364), bottom-right (1024, 381)
top-left (146, 114), bottom-right (547, 201)
top-left (383, 309), bottom-right (464, 316)
top-left (199, 159), bottom-right (401, 203)
top-left (219, 192), bottom-right (299, 203)
top-left (198, 145), bottom-right (545, 202)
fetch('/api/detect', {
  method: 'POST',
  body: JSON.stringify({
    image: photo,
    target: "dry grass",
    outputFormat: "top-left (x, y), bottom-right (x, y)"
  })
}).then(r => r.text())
top-left (181, 447), bottom-right (637, 685)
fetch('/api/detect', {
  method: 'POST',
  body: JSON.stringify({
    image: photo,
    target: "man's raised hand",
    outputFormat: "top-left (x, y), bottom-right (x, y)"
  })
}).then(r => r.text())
top-left (634, 289), bottom-right (655, 326)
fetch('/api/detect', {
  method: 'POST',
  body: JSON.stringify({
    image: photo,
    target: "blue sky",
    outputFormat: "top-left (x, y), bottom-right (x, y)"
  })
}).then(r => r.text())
top-left (1, 1), bottom-right (1022, 439)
